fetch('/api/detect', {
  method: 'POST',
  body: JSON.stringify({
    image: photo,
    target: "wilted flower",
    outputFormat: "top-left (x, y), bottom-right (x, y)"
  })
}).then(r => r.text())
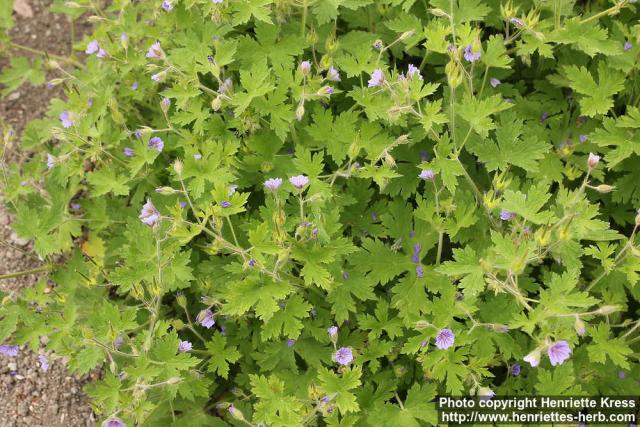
top-left (587, 152), bottom-right (600, 169)
top-left (523, 349), bottom-right (540, 367)
top-left (59, 111), bottom-right (73, 128)
top-left (500, 210), bottom-right (515, 221)
top-left (435, 328), bottom-right (455, 349)
top-left (418, 169), bottom-right (435, 181)
top-left (264, 178), bottom-right (283, 191)
top-left (162, 1), bottom-right (173, 11)
top-left (178, 340), bottom-right (192, 352)
top-left (139, 199), bottom-right (160, 226)
top-left (148, 137), bottom-right (164, 152)
top-left (511, 364), bottom-right (521, 376)
top-left (39, 354), bottom-right (49, 372)
top-left (547, 340), bottom-right (571, 366)
top-left (289, 175), bottom-right (309, 189)
top-left (368, 69), bottom-right (385, 87)
top-left (146, 41), bottom-right (163, 59)
top-left (490, 78), bottom-right (501, 87)
top-left (86, 40), bottom-right (100, 54)
top-left (197, 309), bottom-right (216, 329)
top-left (334, 347), bottom-right (353, 365)
top-left (463, 45), bottom-right (481, 62)
top-left (103, 417), bottom-right (126, 427)
top-left (299, 60), bottom-right (311, 75)
top-left (327, 66), bottom-right (341, 82)
top-left (407, 64), bottom-right (423, 80)
top-left (0, 345), bottom-right (19, 357)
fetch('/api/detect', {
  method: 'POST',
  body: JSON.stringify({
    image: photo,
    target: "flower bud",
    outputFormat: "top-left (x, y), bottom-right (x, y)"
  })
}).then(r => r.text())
top-left (295, 103), bottom-right (305, 121)
top-left (166, 377), bottom-right (182, 385)
top-left (319, 54), bottom-right (332, 70)
top-left (587, 152), bottom-right (601, 169)
top-left (155, 186), bottom-right (177, 195)
top-left (228, 406), bottom-right (245, 421)
top-left (211, 96), bottom-right (222, 111)
top-left (597, 305), bottom-right (619, 315)
top-left (445, 61), bottom-right (463, 88)
top-left (491, 323), bottom-right (509, 333)
top-left (176, 293), bottom-right (187, 308)
top-left (635, 209), bottom-right (640, 226)
top-left (415, 320), bottom-right (430, 330)
top-left (325, 35), bottom-right (339, 52)
top-left (594, 184), bottom-right (615, 193)
top-left (399, 30), bottom-right (415, 40)
top-left (574, 317), bottom-right (586, 336)
top-left (174, 160), bottom-right (183, 175)
top-left (429, 8), bottom-right (448, 17)
top-left (317, 86), bottom-right (334, 96)
top-left (307, 29), bottom-right (318, 45)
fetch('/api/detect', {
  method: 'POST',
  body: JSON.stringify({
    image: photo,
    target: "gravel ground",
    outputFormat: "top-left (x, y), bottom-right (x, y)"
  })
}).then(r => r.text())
top-left (1, 1), bottom-right (96, 426)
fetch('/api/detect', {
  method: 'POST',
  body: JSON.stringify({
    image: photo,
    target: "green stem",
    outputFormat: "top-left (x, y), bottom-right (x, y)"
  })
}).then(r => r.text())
top-left (0, 265), bottom-right (51, 280)
top-left (301, 0), bottom-right (308, 37)
top-left (10, 42), bottom-right (84, 68)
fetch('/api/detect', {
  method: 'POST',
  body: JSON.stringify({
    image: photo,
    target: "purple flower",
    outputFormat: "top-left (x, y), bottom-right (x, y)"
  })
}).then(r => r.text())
top-left (197, 309), bottom-right (216, 329)
top-left (264, 178), bottom-right (283, 191)
top-left (46, 154), bottom-right (56, 170)
top-left (415, 264), bottom-right (424, 278)
top-left (587, 152), bottom-right (600, 169)
top-left (435, 328), bottom-right (455, 350)
top-left (39, 354), bottom-right (49, 372)
top-left (248, 258), bottom-right (256, 267)
top-left (373, 40), bottom-right (383, 50)
top-left (96, 49), bottom-right (108, 59)
top-left (334, 347), bottom-right (353, 365)
top-left (120, 33), bottom-right (128, 44)
top-left (547, 340), bottom-right (571, 366)
top-left (490, 78), bottom-right (501, 87)
top-left (289, 175), bottom-right (309, 189)
top-left (0, 345), bottom-right (19, 357)
top-left (102, 417), bottom-right (126, 427)
top-left (212, 0), bottom-right (224, 4)
top-left (579, 134), bottom-right (588, 143)
top-left (299, 60), bottom-right (311, 75)
top-left (146, 41), bottom-right (163, 59)
top-left (219, 78), bottom-right (233, 94)
top-left (178, 340), bottom-right (192, 352)
top-left (624, 42), bottom-right (633, 51)
top-left (162, 1), bottom-right (173, 11)
top-left (221, 201), bottom-right (231, 208)
top-left (70, 203), bottom-right (81, 210)
top-left (86, 40), bottom-right (100, 54)
top-left (161, 97), bottom-right (171, 107)
top-left (407, 64), bottom-right (423, 81)
top-left (180, 201), bottom-right (187, 208)
top-left (134, 129), bottom-right (143, 139)
top-left (88, 98), bottom-right (93, 106)
top-left (287, 339), bottom-right (296, 348)
top-left (20, 181), bottom-right (27, 187)
top-left (511, 364), bottom-right (521, 376)
top-left (327, 66), bottom-right (341, 82)
top-left (123, 147), bottom-right (134, 157)
top-left (618, 370), bottom-right (626, 379)
top-left (412, 244), bottom-right (421, 263)
top-left (59, 111), bottom-right (73, 128)
top-left (523, 349), bottom-right (540, 367)
top-left (539, 111), bottom-right (549, 123)
top-left (114, 336), bottom-right (124, 348)
top-left (139, 199), bottom-right (160, 226)
top-left (148, 137), bottom-right (164, 152)
top-left (463, 45), bottom-right (481, 62)
top-left (328, 326), bottom-right (338, 339)
top-left (192, 154), bottom-right (202, 160)
top-left (510, 17), bottom-right (524, 27)
top-left (151, 71), bottom-right (166, 82)
top-left (418, 169), bottom-right (435, 181)
top-left (500, 210), bottom-right (515, 221)
top-left (368, 69), bottom-right (385, 87)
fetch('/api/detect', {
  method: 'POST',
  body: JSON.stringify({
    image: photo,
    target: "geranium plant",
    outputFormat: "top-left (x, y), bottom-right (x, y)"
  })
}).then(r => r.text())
top-left (1, 0), bottom-right (640, 425)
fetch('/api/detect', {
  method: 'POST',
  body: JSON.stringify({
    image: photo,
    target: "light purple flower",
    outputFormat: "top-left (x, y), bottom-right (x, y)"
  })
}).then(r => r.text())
top-left (139, 199), bottom-right (160, 226)
top-left (46, 154), bottom-right (56, 170)
top-left (114, 336), bottom-right (124, 348)
top-left (264, 178), bottom-right (283, 191)
top-left (88, 98), bottom-right (93, 106)
top-left (248, 258), bottom-right (256, 267)
top-left (299, 60), bottom-right (311, 75)
top-left (194, 154), bottom-right (202, 160)
top-left (500, 210), bottom-right (515, 221)
top-left (327, 66), bottom-right (341, 82)
top-left (161, 97), bottom-right (171, 107)
top-left (131, 82), bottom-right (139, 91)
top-left (407, 64), bottom-right (422, 81)
top-left (212, 0), bottom-right (224, 3)
top-left (510, 17), bottom-right (524, 27)
top-left (134, 129), bottom-right (143, 139)
top-left (547, 340), bottom-right (571, 366)
top-left (540, 111), bottom-right (549, 123)
top-left (624, 42), bottom-right (633, 51)
top-left (120, 33), bottom-right (128, 44)
top-left (96, 49), bottom-right (108, 59)
top-left (490, 78), bottom-right (501, 87)
top-left (418, 169), bottom-right (435, 181)
top-left (228, 185), bottom-right (238, 196)
top-left (415, 264), bottom-right (424, 278)
top-left (103, 417), bottom-right (126, 427)
top-left (197, 309), bottom-right (216, 329)
top-left (412, 243), bottom-right (421, 264)
top-left (146, 41), bottom-right (163, 59)
top-left (180, 201), bottom-right (187, 208)
top-left (178, 340), bottom-right (192, 352)
top-left (328, 326), bottom-right (338, 339)
top-left (59, 111), bottom-right (73, 128)
top-left (289, 175), bottom-right (309, 189)
top-left (587, 152), bottom-right (600, 169)
top-left (368, 69), bottom-right (385, 87)
top-left (579, 134), bottom-right (588, 143)
top-left (287, 339), bottom-right (296, 348)
top-left (123, 147), bottom-right (134, 157)
top-left (0, 345), bottom-right (19, 357)
top-left (151, 71), bottom-right (166, 82)
top-left (162, 1), bottom-right (173, 11)
top-left (221, 201), bottom-right (231, 208)
top-left (618, 370), bottom-right (626, 379)
top-left (39, 354), bottom-right (49, 372)
top-left (219, 78), bottom-right (233, 94)
top-left (20, 181), bottom-right (27, 187)
top-left (435, 328), bottom-right (455, 350)
top-left (523, 350), bottom-right (540, 367)
top-left (334, 347), bottom-right (353, 365)
top-left (511, 364), bottom-right (521, 376)
top-left (463, 45), bottom-right (481, 62)
top-left (86, 40), bottom-right (100, 54)
top-left (373, 40), bottom-right (383, 50)
top-left (70, 203), bottom-right (81, 210)
top-left (148, 137), bottom-right (164, 152)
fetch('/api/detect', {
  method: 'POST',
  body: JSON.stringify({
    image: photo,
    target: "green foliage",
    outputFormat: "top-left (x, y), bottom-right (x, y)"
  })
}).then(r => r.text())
top-left (2, 0), bottom-right (640, 425)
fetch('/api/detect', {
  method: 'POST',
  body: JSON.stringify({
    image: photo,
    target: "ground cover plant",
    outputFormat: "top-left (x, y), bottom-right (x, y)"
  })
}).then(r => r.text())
top-left (1, 0), bottom-right (640, 425)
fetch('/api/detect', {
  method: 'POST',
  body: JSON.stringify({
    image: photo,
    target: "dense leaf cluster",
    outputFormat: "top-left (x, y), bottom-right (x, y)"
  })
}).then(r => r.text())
top-left (2, 0), bottom-right (640, 425)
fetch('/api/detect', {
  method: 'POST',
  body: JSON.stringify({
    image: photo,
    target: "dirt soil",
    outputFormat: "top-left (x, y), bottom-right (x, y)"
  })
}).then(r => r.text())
top-left (0, 1), bottom-right (96, 426)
